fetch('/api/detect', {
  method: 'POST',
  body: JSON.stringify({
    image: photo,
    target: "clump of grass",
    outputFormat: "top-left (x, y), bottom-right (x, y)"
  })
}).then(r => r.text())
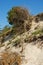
top-left (0, 52), bottom-right (22, 65)
top-left (0, 44), bottom-right (5, 47)
top-left (12, 39), bottom-right (21, 47)
top-left (32, 29), bottom-right (43, 35)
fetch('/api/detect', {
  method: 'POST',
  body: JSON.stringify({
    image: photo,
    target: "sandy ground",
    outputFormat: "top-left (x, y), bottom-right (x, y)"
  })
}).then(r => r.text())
top-left (0, 42), bottom-right (43, 65)
top-left (21, 43), bottom-right (43, 65)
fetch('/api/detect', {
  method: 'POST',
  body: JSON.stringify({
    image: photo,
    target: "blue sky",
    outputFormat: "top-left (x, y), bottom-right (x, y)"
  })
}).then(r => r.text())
top-left (0, 0), bottom-right (43, 29)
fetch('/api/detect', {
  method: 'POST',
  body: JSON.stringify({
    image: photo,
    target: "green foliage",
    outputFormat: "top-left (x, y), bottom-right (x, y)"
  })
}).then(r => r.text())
top-left (2, 25), bottom-right (10, 33)
top-left (12, 39), bottom-right (20, 46)
top-left (0, 29), bottom-right (2, 36)
top-left (0, 32), bottom-right (2, 36)
top-left (7, 7), bottom-right (32, 35)
top-left (0, 25), bottom-right (11, 37)
top-left (7, 7), bottom-right (29, 25)
top-left (32, 29), bottom-right (43, 35)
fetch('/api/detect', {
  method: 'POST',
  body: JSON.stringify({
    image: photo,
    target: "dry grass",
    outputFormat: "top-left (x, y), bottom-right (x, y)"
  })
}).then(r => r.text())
top-left (0, 44), bottom-right (5, 47)
top-left (0, 52), bottom-right (22, 65)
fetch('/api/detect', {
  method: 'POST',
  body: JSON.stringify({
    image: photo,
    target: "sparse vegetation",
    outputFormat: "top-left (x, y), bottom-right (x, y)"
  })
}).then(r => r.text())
top-left (12, 39), bottom-right (20, 47)
top-left (0, 6), bottom-right (43, 65)
top-left (32, 29), bottom-right (43, 35)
